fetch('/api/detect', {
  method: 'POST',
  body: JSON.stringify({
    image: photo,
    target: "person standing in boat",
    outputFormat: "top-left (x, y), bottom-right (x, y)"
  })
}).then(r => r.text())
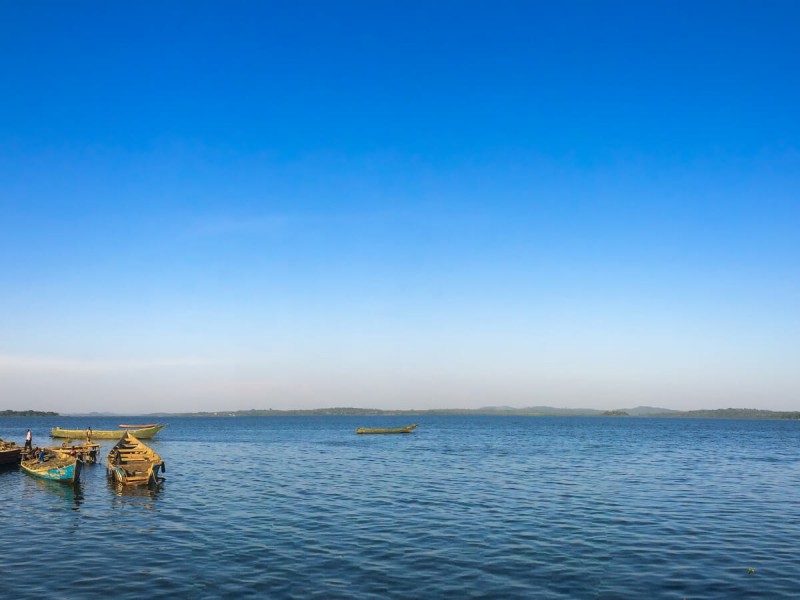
top-left (24, 429), bottom-right (32, 453)
top-left (86, 427), bottom-right (92, 440)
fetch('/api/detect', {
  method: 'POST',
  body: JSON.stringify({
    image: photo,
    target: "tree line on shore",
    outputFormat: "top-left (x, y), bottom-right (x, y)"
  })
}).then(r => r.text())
top-left (170, 407), bottom-right (800, 419)
top-left (0, 410), bottom-right (59, 417)
top-left (4, 407), bottom-right (798, 420)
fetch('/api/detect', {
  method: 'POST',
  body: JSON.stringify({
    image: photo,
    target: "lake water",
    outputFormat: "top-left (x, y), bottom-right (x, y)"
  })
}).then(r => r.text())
top-left (1, 415), bottom-right (799, 599)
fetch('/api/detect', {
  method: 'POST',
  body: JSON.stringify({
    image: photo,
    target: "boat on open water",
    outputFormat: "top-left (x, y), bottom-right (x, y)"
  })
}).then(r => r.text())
top-left (355, 424), bottom-right (418, 434)
top-left (51, 423), bottom-right (166, 439)
top-left (20, 449), bottom-right (82, 483)
top-left (106, 432), bottom-right (165, 486)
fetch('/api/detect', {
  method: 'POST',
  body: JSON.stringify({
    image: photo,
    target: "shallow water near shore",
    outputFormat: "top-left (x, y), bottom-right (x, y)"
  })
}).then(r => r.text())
top-left (1, 415), bottom-right (799, 599)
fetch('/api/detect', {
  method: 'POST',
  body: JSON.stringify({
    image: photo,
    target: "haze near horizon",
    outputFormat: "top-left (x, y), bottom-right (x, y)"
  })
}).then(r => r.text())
top-left (1, 2), bottom-right (798, 414)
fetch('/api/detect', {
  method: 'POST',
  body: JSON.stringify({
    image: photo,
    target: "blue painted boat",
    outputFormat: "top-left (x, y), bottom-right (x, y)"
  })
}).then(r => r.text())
top-left (20, 450), bottom-right (82, 483)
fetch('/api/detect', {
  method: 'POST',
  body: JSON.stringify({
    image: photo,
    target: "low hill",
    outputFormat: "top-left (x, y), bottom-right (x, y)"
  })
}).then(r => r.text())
top-left (624, 406), bottom-right (680, 416)
top-left (649, 408), bottom-right (800, 419)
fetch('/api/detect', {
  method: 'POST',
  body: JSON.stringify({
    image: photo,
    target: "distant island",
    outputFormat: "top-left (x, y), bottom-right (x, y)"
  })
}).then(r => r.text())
top-left (124, 406), bottom-right (800, 420)
top-left (0, 410), bottom-right (59, 417)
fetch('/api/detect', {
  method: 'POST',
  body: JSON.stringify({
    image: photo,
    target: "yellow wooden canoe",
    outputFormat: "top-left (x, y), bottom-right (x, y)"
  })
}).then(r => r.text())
top-left (51, 424), bottom-right (166, 439)
top-left (46, 442), bottom-right (101, 463)
top-left (106, 432), bottom-right (164, 486)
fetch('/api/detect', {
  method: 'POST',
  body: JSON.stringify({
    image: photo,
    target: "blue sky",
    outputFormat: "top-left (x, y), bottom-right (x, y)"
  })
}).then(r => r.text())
top-left (1, 2), bottom-right (798, 413)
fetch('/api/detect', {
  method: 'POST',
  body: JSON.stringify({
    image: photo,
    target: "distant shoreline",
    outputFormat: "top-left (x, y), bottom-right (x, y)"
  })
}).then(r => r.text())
top-left (22, 406), bottom-right (800, 420)
top-left (0, 410), bottom-right (59, 417)
top-left (172, 408), bottom-right (800, 419)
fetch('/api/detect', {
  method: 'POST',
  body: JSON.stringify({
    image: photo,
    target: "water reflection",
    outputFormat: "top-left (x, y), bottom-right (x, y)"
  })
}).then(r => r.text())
top-left (23, 476), bottom-right (84, 509)
top-left (0, 462), bottom-right (20, 478)
top-left (108, 478), bottom-right (162, 497)
top-left (71, 480), bottom-right (84, 509)
top-left (108, 477), bottom-right (164, 513)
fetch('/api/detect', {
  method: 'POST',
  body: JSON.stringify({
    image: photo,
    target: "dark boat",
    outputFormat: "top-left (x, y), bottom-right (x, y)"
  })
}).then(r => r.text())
top-left (355, 424), bottom-right (418, 434)
top-left (0, 439), bottom-right (22, 465)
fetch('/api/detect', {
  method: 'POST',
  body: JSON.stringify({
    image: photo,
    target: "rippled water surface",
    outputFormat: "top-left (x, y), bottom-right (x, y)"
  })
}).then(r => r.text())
top-left (1, 415), bottom-right (799, 599)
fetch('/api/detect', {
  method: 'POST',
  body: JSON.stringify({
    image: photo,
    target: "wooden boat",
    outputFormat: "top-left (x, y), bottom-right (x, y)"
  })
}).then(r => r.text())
top-left (119, 423), bottom-right (157, 429)
top-left (106, 432), bottom-right (165, 486)
top-left (0, 439), bottom-right (22, 465)
top-left (355, 424), bottom-right (418, 435)
top-left (51, 423), bottom-right (167, 439)
top-left (20, 449), bottom-right (82, 483)
top-left (47, 442), bottom-right (100, 463)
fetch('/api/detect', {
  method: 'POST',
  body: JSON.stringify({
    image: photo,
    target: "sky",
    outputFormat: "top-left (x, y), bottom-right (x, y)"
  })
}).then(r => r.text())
top-left (1, 1), bottom-right (799, 414)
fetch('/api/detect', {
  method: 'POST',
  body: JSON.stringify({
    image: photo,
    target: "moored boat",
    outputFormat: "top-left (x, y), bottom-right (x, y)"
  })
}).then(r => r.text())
top-left (0, 439), bottom-right (22, 465)
top-left (47, 442), bottom-right (100, 463)
top-left (119, 423), bottom-right (158, 429)
top-left (355, 424), bottom-right (418, 434)
top-left (51, 424), bottom-right (167, 439)
top-left (20, 449), bottom-right (82, 483)
top-left (106, 432), bottom-right (165, 486)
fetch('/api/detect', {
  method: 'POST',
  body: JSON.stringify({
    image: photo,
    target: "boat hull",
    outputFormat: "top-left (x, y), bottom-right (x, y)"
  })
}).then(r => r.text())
top-left (356, 425), bottom-right (418, 434)
top-left (106, 432), bottom-right (164, 486)
top-left (0, 447), bottom-right (22, 465)
top-left (108, 463), bottom-right (160, 486)
top-left (21, 457), bottom-right (82, 483)
top-left (51, 424), bottom-right (166, 439)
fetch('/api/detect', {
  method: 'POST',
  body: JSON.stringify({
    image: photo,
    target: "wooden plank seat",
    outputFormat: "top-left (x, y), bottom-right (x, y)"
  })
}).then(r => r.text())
top-left (107, 432), bottom-right (163, 486)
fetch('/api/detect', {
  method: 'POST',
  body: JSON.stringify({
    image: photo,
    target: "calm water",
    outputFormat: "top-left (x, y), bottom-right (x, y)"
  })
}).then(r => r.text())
top-left (1, 415), bottom-right (799, 599)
